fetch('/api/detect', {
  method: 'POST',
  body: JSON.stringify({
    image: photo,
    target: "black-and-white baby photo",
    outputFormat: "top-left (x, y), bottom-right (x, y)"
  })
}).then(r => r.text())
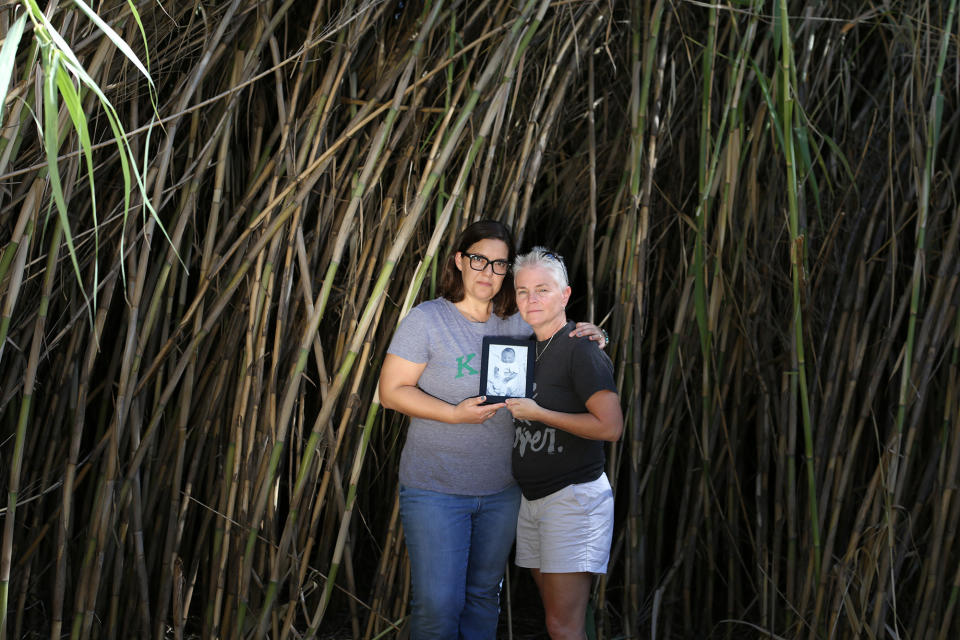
top-left (486, 345), bottom-right (526, 397)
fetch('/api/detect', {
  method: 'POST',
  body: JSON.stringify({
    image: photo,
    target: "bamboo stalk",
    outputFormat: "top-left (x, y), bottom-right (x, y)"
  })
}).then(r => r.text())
top-left (0, 216), bottom-right (62, 640)
top-left (776, 5), bottom-right (822, 633)
top-left (0, 180), bottom-right (41, 369)
top-left (694, 0), bottom-right (719, 627)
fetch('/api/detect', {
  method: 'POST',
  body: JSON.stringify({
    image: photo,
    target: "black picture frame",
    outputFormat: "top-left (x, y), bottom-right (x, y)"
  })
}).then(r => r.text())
top-left (479, 336), bottom-right (535, 403)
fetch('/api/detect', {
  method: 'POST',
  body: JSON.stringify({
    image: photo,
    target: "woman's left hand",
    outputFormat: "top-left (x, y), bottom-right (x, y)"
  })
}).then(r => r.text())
top-left (571, 322), bottom-right (609, 349)
top-left (505, 397), bottom-right (542, 421)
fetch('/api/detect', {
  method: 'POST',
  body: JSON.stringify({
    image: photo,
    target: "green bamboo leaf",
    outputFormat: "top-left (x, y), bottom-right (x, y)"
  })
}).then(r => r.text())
top-left (41, 29), bottom-right (140, 185)
top-left (41, 47), bottom-right (90, 314)
top-left (71, 0), bottom-right (153, 84)
top-left (751, 63), bottom-right (786, 152)
top-left (41, 17), bottom-right (178, 275)
top-left (30, 5), bottom-right (157, 216)
top-left (0, 12), bottom-right (28, 126)
top-left (55, 63), bottom-right (99, 295)
top-left (814, 127), bottom-right (855, 191)
top-left (124, 0), bottom-right (159, 110)
top-left (126, 0), bottom-right (152, 72)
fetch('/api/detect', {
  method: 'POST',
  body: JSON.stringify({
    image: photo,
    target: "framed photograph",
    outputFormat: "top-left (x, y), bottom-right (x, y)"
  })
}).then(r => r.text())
top-left (479, 336), bottom-right (535, 403)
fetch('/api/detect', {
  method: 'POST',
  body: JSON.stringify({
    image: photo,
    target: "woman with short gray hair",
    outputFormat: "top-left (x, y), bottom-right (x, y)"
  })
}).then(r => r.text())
top-left (506, 247), bottom-right (623, 640)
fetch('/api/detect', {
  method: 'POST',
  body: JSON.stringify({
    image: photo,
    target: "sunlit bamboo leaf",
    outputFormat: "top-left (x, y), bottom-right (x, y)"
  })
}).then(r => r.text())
top-left (72, 0), bottom-right (153, 84)
top-left (30, 3), bottom-right (172, 277)
top-left (0, 12), bottom-right (28, 126)
top-left (54, 63), bottom-right (99, 301)
top-left (125, 0), bottom-right (159, 112)
top-left (41, 46), bottom-right (90, 314)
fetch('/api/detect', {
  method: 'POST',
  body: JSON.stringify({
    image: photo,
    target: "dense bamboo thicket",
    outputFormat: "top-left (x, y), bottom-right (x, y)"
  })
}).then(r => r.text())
top-left (1, 0), bottom-right (959, 638)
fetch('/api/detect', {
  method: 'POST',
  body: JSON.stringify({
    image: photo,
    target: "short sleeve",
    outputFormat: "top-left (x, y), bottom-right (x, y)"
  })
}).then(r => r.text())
top-left (386, 306), bottom-right (430, 364)
top-left (570, 339), bottom-right (616, 404)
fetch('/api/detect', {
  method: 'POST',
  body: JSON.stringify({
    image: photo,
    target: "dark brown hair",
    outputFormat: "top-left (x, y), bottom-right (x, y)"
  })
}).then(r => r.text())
top-left (439, 220), bottom-right (518, 317)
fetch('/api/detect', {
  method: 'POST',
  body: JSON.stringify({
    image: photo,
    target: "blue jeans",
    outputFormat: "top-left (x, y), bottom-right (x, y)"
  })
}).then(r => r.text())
top-left (399, 483), bottom-right (522, 640)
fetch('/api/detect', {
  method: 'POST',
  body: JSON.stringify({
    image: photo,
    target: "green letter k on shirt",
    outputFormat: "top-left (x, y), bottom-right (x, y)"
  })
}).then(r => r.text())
top-left (456, 353), bottom-right (479, 378)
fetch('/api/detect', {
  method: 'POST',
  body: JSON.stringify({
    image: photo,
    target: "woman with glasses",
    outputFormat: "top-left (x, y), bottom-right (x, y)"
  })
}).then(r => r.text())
top-left (379, 221), bottom-right (607, 639)
top-left (506, 247), bottom-right (622, 640)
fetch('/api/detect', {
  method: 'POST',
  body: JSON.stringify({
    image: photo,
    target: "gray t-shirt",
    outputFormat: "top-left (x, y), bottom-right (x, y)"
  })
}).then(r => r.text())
top-left (387, 297), bottom-right (529, 495)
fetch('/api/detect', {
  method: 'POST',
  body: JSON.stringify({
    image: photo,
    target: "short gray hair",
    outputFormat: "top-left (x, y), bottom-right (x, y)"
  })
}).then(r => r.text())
top-left (513, 246), bottom-right (569, 288)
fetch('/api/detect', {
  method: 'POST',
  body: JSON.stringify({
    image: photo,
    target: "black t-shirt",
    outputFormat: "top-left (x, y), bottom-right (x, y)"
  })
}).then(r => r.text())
top-left (511, 321), bottom-right (617, 500)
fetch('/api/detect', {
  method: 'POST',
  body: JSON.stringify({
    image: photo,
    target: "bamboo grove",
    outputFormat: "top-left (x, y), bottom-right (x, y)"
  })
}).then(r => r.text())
top-left (1, 1), bottom-right (958, 638)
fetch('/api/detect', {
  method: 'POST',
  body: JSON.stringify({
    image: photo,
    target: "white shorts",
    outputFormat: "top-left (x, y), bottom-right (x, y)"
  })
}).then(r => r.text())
top-left (515, 473), bottom-right (614, 574)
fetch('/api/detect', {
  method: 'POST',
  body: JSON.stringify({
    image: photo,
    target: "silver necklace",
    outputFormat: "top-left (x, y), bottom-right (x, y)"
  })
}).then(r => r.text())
top-left (536, 324), bottom-right (564, 361)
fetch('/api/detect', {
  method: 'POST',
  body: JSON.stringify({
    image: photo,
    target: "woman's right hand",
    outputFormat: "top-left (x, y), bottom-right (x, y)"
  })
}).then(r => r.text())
top-left (454, 396), bottom-right (507, 423)
top-left (381, 354), bottom-right (506, 424)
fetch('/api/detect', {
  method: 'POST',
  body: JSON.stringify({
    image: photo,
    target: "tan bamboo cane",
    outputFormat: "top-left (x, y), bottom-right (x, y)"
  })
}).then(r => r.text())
top-left (0, 181), bottom-right (41, 368)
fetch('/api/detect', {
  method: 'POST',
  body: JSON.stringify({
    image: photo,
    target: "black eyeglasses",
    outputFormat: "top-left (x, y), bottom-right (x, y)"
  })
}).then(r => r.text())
top-left (464, 253), bottom-right (511, 276)
top-left (542, 251), bottom-right (568, 282)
